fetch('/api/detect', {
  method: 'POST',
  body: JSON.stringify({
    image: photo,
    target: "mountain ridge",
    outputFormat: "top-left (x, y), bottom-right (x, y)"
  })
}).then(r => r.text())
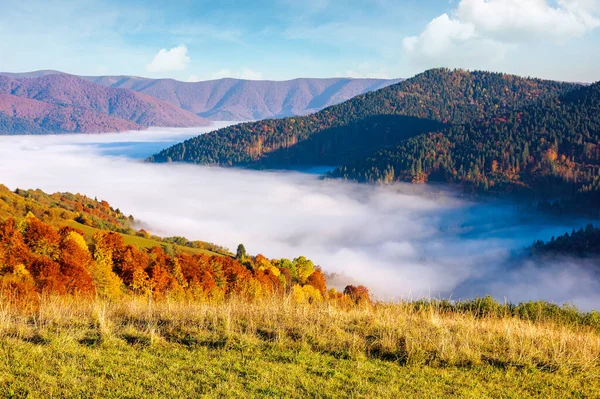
top-left (85, 75), bottom-right (403, 121)
top-left (0, 74), bottom-right (208, 134)
top-left (0, 70), bottom-right (403, 121)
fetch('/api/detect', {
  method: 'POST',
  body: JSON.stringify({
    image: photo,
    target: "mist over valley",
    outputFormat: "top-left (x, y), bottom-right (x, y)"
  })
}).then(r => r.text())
top-left (1, 127), bottom-right (597, 309)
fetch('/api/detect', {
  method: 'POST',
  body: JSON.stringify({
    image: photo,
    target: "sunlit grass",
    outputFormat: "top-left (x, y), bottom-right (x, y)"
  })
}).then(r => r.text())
top-left (0, 295), bottom-right (598, 398)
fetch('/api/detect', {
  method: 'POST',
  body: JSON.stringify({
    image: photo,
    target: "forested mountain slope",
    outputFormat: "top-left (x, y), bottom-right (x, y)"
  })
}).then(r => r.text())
top-left (531, 224), bottom-right (600, 258)
top-left (148, 69), bottom-right (576, 167)
top-left (329, 81), bottom-right (600, 213)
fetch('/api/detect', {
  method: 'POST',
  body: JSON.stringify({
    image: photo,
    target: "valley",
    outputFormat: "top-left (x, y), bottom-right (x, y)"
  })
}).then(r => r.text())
top-left (2, 0), bottom-right (600, 396)
top-left (0, 128), bottom-right (597, 308)
top-left (0, 68), bottom-right (598, 398)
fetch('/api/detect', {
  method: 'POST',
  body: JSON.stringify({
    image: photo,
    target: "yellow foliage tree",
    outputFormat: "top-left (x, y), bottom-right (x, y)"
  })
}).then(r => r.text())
top-left (90, 233), bottom-right (123, 300)
top-left (293, 256), bottom-right (315, 284)
top-left (292, 284), bottom-right (322, 304)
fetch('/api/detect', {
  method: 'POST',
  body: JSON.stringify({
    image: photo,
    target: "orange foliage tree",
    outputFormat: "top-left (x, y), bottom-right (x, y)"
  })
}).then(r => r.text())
top-left (0, 215), bottom-right (372, 308)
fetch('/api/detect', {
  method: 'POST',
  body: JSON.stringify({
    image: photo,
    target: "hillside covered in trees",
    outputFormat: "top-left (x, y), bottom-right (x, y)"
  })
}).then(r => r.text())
top-left (148, 69), bottom-right (576, 167)
top-left (330, 81), bottom-right (600, 214)
top-left (0, 184), bottom-right (366, 307)
top-left (532, 224), bottom-right (600, 258)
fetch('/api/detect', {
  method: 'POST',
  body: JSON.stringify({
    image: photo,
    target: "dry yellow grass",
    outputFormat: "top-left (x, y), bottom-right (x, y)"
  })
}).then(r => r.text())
top-left (0, 295), bottom-right (599, 397)
top-left (1, 295), bottom-right (598, 373)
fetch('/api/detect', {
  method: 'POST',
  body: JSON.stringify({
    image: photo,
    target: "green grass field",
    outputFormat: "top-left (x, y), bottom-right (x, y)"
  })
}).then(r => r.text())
top-left (62, 220), bottom-right (221, 257)
top-left (2, 336), bottom-right (596, 398)
top-left (0, 297), bottom-right (598, 398)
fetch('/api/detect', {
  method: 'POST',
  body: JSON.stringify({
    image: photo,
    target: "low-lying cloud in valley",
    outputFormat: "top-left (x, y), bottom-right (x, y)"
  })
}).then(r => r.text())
top-left (0, 127), bottom-right (598, 309)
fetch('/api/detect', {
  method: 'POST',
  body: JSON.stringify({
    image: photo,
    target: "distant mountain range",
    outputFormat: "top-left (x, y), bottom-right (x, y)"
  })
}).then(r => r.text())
top-left (84, 75), bottom-right (403, 121)
top-left (0, 74), bottom-right (208, 134)
top-left (0, 71), bottom-right (402, 134)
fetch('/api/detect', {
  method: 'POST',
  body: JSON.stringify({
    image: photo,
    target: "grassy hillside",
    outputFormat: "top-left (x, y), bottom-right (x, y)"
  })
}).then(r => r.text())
top-left (1, 179), bottom-right (598, 396)
top-left (148, 69), bottom-right (576, 168)
top-left (0, 184), bottom-right (132, 232)
top-left (0, 296), bottom-right (598, 398)
top-left (0, 184), bottom-right (226, 256)
top-left (61, 220), bottom-right (220, 257)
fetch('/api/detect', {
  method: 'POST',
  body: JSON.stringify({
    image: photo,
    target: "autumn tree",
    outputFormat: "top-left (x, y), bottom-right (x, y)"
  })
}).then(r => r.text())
top-left (306, 267), bottom-right (327, 297)
top-left (113, 244), bottom-right (150, 295)
top-left (90, 232), bottom-right (124, 300)
top-left (57, 227), bottom-right (95, 296)
top-left (293, 256), bottom-right (315, 284)
top-left (146, 247), bottom-right (174, 299)
top-left (344, 285), bottom-right (372, 305)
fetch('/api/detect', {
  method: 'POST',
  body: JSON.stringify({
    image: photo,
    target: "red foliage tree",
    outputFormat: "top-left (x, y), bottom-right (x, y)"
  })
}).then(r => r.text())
top-left (29, 256), bottom-right (66, 295)
top-left (22, 217), bottom-right (60, 257)
top-left (146, 247), bottom-right (174, 298)
top-left (114, 245), bottom-right (150, 294)
top-left (306, 267), bottom-right (327, 297)
top-left (219, 256), bottom-right (253, 295)
top-left (57, 227), bottom-right (95, 296)
top-left (179, 254), bottom-right (217, 295)
top-left (343, 285), bottom-right (372, 305)
top-left (255, 268), bottom-right (284, 296)
top-left (0, 219), bottom-right (31, 272)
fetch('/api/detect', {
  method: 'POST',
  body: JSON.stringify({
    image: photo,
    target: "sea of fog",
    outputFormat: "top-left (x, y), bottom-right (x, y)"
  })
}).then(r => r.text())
top-left (0, 124), bottom-right (598, 310)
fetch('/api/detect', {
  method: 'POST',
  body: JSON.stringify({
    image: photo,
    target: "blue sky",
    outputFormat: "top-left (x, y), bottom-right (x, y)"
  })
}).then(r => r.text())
top-left (0, 0), bottom-right (599, 82)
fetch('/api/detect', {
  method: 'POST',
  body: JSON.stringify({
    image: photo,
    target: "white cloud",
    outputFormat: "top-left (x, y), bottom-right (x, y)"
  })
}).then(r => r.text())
top-left (403, 14), bottom-right (507, 66)
top-left (457, 0), bottom-right (600, 41)
top-left (403, 14), bottom-right (477, 58)
top-left (186, 74), bottom-right (201, 82)
top-left (404, 0), bottom-right (600, 66)
top-left (146, 45), bottom-right (190, 73)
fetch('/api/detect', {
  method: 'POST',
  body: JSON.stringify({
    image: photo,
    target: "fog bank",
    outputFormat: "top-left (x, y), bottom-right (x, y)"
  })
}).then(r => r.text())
top-left (0, 128), bottom-right (598, 309)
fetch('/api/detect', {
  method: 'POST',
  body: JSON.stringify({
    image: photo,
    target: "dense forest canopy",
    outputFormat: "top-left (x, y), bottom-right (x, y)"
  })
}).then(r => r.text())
top-left (329, 81), bottom-right (600, 214)
top-left (531, 224), bottom-right (600, 258)
top-left (148, 69), bottom-right (576, 167)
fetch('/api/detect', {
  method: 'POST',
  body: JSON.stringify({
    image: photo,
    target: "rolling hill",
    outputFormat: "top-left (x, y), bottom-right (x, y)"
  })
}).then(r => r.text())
top-left (0, 74), bottom-right (208, 134)
top-left (148, 68), bottom-right (577, 167)
top-left (84, 75), bottom-right (403, 121)
top-left (1, 71), bottom-right (402, 122)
